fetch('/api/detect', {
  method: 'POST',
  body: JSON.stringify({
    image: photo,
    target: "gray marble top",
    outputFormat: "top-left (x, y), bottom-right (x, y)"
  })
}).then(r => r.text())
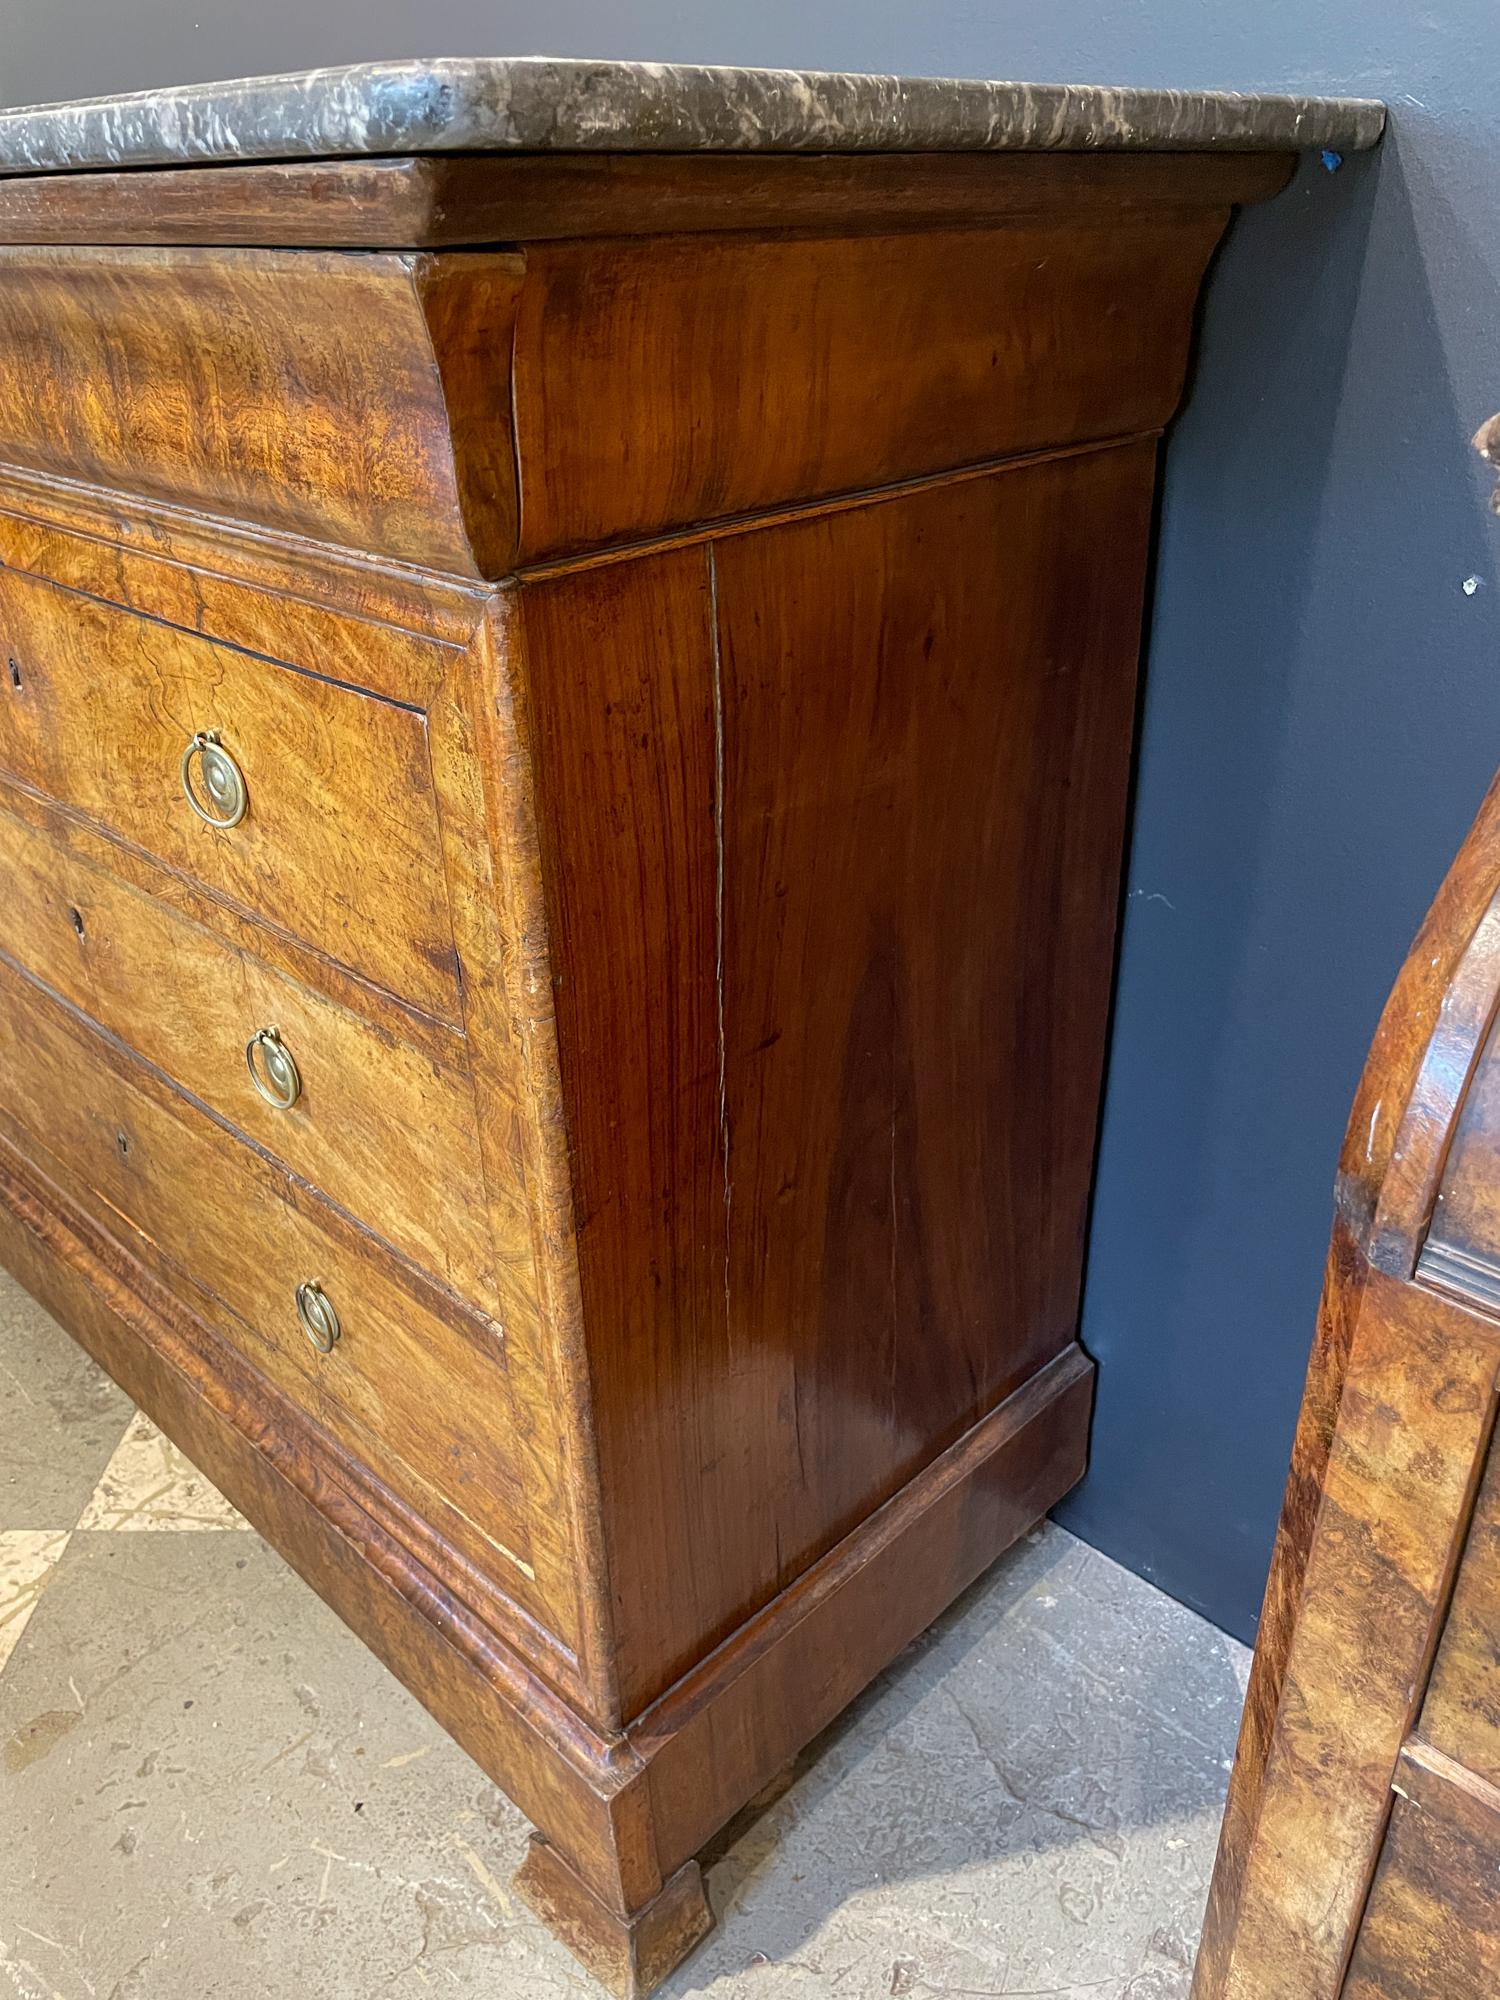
top-left (0, 59), bottom-right (1385, 176)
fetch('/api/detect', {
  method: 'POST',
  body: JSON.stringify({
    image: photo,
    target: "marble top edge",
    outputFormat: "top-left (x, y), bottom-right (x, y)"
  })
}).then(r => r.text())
top-left (0, 58), bottom-right (1386, 176)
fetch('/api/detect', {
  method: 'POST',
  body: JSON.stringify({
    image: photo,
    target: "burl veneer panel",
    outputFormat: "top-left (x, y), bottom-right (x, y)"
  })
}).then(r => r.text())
top-left (1419, 1430), bottom-right (1500, 1786)
top-left (520, 442), bottom-right (1155, 1713)
top-left (1342, 1797), bottom-right (1500, 1999)
top-left (1192, 729), bottom-right (1500, 1994)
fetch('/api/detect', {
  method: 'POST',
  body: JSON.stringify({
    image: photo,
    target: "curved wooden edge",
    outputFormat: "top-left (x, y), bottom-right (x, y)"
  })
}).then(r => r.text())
top-left (1196, 415), bottom-right (1500, 1994)
top-left (1339, 768), bottom-right (1500, 1255)
top-left (1473, 412), bottom-right (1500, 513)
top-left (1196, 799), bottom-right (1500, 1995)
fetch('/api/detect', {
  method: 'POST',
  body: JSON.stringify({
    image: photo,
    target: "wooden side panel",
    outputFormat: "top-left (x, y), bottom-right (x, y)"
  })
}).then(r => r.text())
top-left (0, 244), bottom-right (521, 573)
top-left (1192, 1214), bottom-right (1370, 1997)
top-left (636, 1348), bottom-right (1094, 1875)
top-left (510, 217), bottom-right (1226, 559)
top-left (1342, 1796), bottom-right (1500, 1999)
top-left (1418, 1430), bottom-right (1500, 1785)
top-left (522, 443), bottom-right (1156, 1714)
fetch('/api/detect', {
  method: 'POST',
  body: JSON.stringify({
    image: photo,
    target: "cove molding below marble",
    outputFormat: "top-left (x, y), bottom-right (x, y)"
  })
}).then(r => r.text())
top-left (0, 58), bottom-right (1385, 176)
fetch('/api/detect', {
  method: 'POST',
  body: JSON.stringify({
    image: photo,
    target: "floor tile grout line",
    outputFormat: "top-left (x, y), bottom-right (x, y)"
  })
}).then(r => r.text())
top-left (0, 1527), bottom-right (72, 1674)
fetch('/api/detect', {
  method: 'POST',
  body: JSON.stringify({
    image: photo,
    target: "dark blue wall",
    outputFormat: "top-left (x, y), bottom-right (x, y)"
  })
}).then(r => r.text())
top-left (7, 5), bottom-right (1498, 1641)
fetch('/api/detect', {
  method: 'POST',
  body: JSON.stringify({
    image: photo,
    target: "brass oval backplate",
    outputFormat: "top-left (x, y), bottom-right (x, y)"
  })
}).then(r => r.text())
top-left (246, 1025), bottom-right (302, 1110)
top-left (180, 730), bottom-right (248, 829)
top-left (294, 1279), bottom-right (341, 1354)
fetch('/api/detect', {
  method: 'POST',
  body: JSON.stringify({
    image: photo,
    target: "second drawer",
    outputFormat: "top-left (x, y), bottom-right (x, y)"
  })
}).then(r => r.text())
top-left (0, 801), bottom-right (502, 1305)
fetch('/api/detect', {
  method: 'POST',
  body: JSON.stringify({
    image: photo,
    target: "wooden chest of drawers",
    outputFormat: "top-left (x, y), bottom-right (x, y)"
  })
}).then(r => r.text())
top-left (0, 57), bottom-right (1382, 1999)
top-left (1192, 419), bottom-right (1500, 1999)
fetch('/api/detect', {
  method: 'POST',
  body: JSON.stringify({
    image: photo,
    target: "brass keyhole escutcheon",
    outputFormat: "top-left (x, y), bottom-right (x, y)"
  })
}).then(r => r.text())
top-left (180, 730), bottom-right (248, 828)
top-left (295, 1280), bottom-right (340, 1354)
top-left (246, 1026), bottom-right (301, 1110)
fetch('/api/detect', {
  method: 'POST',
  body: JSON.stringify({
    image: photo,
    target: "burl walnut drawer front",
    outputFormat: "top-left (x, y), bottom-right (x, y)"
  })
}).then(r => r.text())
top-left (1341, 1794), bottom-right (1500, 1998)
top-left (0, 563), bottom-right (461, 1022)
top-left (0, 801), bottom-right (495, 1303)
top-left (1416, 1430), bottom-right (1500, 1788)
top-left (0, 951), bottom-right (536, 1596)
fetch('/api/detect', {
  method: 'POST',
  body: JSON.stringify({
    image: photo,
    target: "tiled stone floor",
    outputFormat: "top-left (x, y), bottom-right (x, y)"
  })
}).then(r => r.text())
top-left (0, 1268), bottom-right (1250, 2000)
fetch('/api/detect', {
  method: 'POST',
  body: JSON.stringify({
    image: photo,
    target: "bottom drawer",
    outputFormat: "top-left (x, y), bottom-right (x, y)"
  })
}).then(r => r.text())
top-left (0, 954), bottom-right (541, 1604)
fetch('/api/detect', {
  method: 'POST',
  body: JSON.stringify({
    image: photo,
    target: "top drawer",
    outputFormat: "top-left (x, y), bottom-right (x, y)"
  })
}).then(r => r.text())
top-left (0, 565), bottom-right (462, 1023)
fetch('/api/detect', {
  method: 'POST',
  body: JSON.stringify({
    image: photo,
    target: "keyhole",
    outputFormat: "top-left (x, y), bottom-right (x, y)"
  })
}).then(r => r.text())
top-left (7, 658), bottom-right (19, 690)
top-left (69, 907), bottom-right (85, 938)
top-left (115, 1131), bottom-right (129, 1157)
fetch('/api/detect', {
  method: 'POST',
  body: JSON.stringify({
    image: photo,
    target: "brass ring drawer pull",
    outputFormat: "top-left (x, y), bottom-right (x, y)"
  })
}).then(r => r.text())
top-left (245, 1026), bottom-right (301, 1110)
top-left (295, 1279), bottom-right (341, 1353)
top-left (180, 730), bottom-right (248, 828)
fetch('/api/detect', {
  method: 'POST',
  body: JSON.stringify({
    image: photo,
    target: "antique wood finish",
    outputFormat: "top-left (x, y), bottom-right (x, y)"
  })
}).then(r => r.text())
top-left (1192, 422), bottom-right (1500, 1998)
top-left (0, 562), bottom-right (463, 1020)
top-left (1420, 1434), bottom-right (1500, 1783)
top-left (520, 443), bottom-right (1153, 1710)
top-left (0, 148), bottom-right (1293, 248)
top-left (0, 803), bottom-right (498, 1301)
top-left (0, 244), bottom-right (525, 575)
top-left (1342, 1796), bottom-right (1500, 1998)
top-left (0, 140), bottom-right (1302, 1997)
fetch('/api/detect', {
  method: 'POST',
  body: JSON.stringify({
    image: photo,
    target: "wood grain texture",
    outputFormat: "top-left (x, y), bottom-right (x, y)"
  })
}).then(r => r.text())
top-left (0, 147), bottom-right (1279, 1995)
top-left (510, 217), bottom-right (1226, 561)
top-left (1422, 999), bottom-right (1500, 1311)
top-left (0, 1131), bottom-right (632, 1844)
top-left (0, 769), bottom-right (465, 1067)
top-left (0, 800), bottom-right (499, 1303)
top-left (1395, 1741), bottom-right (1500, 1852)
top-left (514, 1840), bottom-right (712, 2000)
top-left (0, 466), bottom-right (491, 655)
top-left (636, 1345), bottom-right (1093, 1874)
top-left (1342, 1796), bottom-right (1500, 1999)
top-left (0, 950), bottom-right (564, 1617)
top-left (0, 561), bottom-right (462, 1021)
top-left (1208, 1272), bottom-right (1498, 1999)
top-left (1191, 1211), bottom-right (1372, 2000)
top-left (0, 243), bottom-right (522, 574)
top-left (0, 148), bottom-right (1294, 248)
top-left (1418, 1428), bottom-right (1500, 1786)
top-left (1194, 750), bottom-right (1500, 1996)
top-left (1341, 769), bottom-right (1500, 1254)
top-left (522, 443), bottom-right (1154, 1713)
top-left (0, 1109), bottom-right (1090, 1934)
top-left (0, 215), bottom-right (1228, 580)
